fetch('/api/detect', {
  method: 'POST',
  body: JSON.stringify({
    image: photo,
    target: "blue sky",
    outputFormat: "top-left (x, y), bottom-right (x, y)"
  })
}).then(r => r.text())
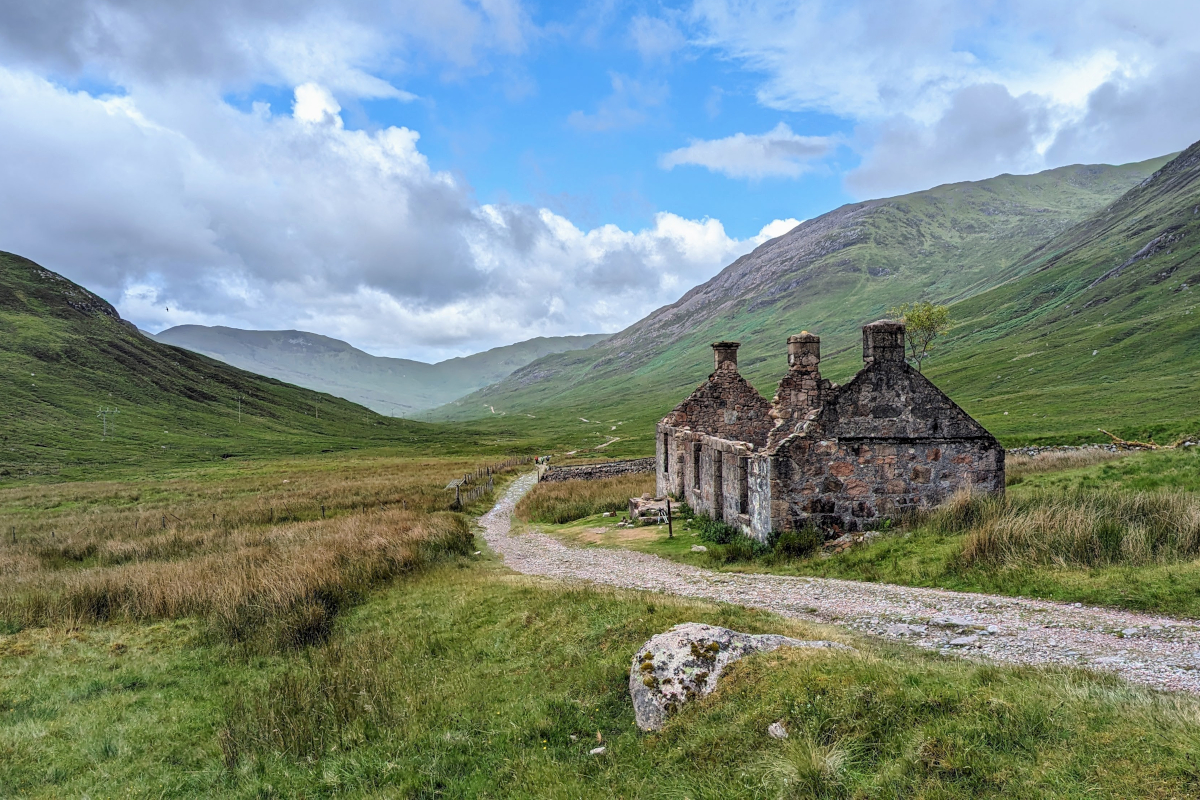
top-left (2, 1), bottom-right (1200, 360)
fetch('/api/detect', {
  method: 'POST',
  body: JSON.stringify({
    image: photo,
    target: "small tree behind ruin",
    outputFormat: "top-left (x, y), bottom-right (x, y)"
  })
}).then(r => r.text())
top-left (889, 301), bottom-right (950, 373)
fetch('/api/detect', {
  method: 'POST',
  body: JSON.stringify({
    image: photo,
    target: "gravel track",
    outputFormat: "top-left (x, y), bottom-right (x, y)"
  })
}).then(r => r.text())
top-left (482, 473), bottom-right (1200, 694)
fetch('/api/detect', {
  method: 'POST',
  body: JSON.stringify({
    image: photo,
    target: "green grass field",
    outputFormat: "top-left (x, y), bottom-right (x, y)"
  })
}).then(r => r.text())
top-left (4, 448), bottom-right (1200, 796)
top-left (8, 558), bottom-right (1200, 798)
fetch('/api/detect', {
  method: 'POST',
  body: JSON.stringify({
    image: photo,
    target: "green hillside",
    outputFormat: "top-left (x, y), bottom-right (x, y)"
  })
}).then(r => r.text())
top-left (427, 156), bottom-right (1174, 452)
top-left (926, 142), bottom-right (1200, 444)
top-left (152, 325), bottom-right (609, 416)
top-left (0, 253), bottom-right (512, 481)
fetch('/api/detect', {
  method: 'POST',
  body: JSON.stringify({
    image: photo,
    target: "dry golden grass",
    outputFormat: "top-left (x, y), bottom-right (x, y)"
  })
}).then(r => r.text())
top-left (1, 508), bottom-right (470, 647)
top-left (1006, 448), bottom-right (1129, 482)
top-left (0, 455), bottom-right (522, 647)
top-left (514, 472), bottom-right (656, 524)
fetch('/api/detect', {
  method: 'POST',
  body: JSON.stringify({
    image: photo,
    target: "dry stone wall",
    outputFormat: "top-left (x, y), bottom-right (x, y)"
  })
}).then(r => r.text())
top-left (540, 457), bottom-right (656, 483)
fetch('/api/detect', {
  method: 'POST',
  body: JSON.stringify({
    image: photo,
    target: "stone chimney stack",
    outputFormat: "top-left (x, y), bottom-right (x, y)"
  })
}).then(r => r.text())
top-left (768, 331), bottom-right (828, 449)
top-left (787, 332), bottom-right (820, 372)
top-left (712, 341), bottom-right (740, 372)
top-left (862, 320), bottom-right (906, 364)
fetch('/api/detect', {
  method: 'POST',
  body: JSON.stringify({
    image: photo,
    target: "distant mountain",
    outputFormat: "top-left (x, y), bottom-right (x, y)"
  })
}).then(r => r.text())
top-left (427, 156), bottom-right (1174, 446)
top-left (0, 252), bottom-right (463, 476)
top-left (150, 325), bottom-right (610, 416)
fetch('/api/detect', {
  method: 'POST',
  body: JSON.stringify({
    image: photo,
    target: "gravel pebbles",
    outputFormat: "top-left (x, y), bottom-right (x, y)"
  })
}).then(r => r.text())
top-left (481, 473), bottom-right (1200, 694)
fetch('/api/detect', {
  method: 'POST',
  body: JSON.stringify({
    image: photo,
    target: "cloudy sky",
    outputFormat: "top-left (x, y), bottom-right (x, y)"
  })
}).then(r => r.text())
top-left (2, 1), bottom-right (1199, 361)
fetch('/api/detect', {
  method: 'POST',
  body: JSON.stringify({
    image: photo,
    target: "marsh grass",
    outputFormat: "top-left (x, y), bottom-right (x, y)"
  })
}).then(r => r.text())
top-left (515, 472), bottom-right (655, 524)
top-left (1, 508), bottom-right (471, 648)
top-left (0, 456), bottom-right (501, 647)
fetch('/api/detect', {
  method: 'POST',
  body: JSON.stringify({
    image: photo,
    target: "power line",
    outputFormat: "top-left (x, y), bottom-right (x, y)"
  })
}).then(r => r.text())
top-left (97, 406), bottom-right (119, 438)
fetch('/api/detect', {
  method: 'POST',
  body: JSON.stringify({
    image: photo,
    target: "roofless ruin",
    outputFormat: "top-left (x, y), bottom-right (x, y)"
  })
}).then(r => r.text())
top-left (656, 320), bottom-right (1004, 541)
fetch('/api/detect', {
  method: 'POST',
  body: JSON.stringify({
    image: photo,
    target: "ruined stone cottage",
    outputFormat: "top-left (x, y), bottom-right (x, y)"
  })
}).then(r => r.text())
top-left (656, 321), bottom-right (1004, 541)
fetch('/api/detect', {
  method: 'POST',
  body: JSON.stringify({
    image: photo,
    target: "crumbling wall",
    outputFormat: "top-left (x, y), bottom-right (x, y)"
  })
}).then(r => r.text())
top-left (764, 356), bottom-right (1004, 536)
top-left (541, 457), bottom-right (656, 483)
top-left (661, 369), bottom-right (773, 446)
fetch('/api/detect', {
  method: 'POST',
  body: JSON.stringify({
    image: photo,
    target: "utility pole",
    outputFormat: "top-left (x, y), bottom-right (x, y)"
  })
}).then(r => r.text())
top-left (97, 407), bottom-right (119, 438)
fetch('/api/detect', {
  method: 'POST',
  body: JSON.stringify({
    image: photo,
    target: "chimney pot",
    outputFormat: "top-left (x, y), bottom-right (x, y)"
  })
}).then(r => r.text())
top-left (787, 332), bottom-right (820, 371)
top-left (712, 341), bottom-right (740, 372)
top-left (862, 319), bottom-right (906, 364)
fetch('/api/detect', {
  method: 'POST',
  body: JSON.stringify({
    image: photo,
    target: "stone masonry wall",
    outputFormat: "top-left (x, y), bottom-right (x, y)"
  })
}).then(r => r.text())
top-left (769, 437), bottom-right (1003, 535)
top-left (660, 367), bottom-right (774, 447)
top-left (541, 457), bottom-right (656, 483)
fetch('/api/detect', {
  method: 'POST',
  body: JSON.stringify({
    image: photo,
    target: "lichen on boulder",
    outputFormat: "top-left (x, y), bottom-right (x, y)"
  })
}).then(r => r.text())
top-left (629, 622), bottom-right (851, 731)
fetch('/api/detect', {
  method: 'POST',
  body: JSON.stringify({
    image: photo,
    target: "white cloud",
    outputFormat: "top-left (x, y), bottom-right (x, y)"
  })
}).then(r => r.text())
top-left (686, 0), bottom-right (1200, 196)
top-left (660, 123), bottom-right (836, 178)
top-left (0, 69), bottom-right (785, 361)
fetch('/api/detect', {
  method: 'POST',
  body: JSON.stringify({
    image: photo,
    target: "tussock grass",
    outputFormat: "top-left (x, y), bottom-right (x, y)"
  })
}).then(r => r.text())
top-left (515, 472), bottom-right (655, 524)
top-left (1, 509), bottom-right (471, 647)
top-left (220, 635), bottom-right (399, 764)
top-left (954, 488), bottom-right (1200, 568)
top-left (0, 456), bottom-right (493, 646)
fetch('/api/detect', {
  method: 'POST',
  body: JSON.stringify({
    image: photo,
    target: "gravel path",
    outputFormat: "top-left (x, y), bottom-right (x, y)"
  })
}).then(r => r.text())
top-left (482, 473), bottom-right (1200, 694)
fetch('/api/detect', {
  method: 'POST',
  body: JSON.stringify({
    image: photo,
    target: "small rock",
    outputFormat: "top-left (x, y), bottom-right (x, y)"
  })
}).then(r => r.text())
top-left (767, 721), bottom-right (788, 740)
top-left (589, 746), bottom-right (606, 755)
top-left (473, 550), bottom-right (482, 555)
top-left (1122, 628), bottom-right (1139, 637)
top-left (691, 545), bottom-right (707, 553)
top-left (1073, 603), bottom-right (1082, 608)
top-left (629, 623), bottom-right (853, 731)
top-left (932, 616), bottom-right (975, 629)
top-left (570, 734), bottom-right (578, 741)
top-left (885, 623), bottom-right (927, 636)
top-left (602, 511), bottom-right (613, 517)
top-left (948, 635), bottom-right (978, 647)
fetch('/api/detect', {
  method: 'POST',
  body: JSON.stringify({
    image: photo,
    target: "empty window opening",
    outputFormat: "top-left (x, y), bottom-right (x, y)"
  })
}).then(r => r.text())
top-left (693, 443), bottom-right (702, 489)
top-left (662, 432), bottom-right (670, 473)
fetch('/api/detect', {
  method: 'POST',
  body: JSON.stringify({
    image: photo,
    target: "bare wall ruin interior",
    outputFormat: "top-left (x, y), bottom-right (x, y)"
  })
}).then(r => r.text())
top-left (656, 321), bottom-right (1004, 542)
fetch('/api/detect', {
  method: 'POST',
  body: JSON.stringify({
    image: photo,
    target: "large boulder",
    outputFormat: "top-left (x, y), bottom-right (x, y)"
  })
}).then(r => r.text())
top-left (629, 623), bottom-right (852, 731)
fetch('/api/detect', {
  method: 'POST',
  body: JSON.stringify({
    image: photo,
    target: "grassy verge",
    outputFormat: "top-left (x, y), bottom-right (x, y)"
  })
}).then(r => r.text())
top-left (5, 560), bottom-right (1200, 797)
top-left (532, 449), bottom-right (1200, 618)
top-left (515, 472), bottom-right (656, 524)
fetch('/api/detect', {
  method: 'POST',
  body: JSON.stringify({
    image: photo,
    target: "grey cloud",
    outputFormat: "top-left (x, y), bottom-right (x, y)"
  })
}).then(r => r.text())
top-left (847, 83), bottom-right (1047, 198)
top-left (0, 0), bottom-right (528, 92)
top-left (1046, 54), bottom-right (1200, 166)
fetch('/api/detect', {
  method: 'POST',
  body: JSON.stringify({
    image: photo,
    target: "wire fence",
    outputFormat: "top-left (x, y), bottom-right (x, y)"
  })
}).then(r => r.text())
top-left (447, 455), bottom-right (537, 510)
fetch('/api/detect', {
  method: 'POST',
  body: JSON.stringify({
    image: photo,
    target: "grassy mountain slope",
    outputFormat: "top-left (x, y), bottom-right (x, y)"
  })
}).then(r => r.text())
top-left (924, 141), bottom-right (1200, 444)
top-left (427, 157), bottom-right (1171, 452)
top-left (0, 252), bottom-right (508, 481)
top-left (151, 325), bottom-right (609, 416)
